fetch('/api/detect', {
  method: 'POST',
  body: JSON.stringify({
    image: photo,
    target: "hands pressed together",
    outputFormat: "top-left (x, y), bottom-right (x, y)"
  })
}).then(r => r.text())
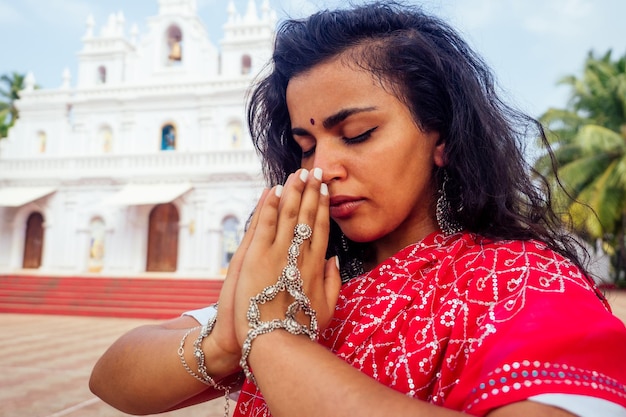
top-left (209, 167), bottom-right (342, 382)
top-left (88, 168), bottom-right (342, 415)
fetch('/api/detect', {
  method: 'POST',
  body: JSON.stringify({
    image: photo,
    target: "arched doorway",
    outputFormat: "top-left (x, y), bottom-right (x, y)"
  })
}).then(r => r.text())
top-left (146, 203), bottom-right (179, 272)
top-left (23, 212), bottom-right (44, 269)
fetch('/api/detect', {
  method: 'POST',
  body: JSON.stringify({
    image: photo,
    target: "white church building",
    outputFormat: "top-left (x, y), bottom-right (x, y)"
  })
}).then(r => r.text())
top-left (0, 0), bottom-right (275, 278)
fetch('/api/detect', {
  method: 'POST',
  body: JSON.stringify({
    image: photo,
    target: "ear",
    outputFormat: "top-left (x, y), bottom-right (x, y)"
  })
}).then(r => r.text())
top-left (433, 140), bottom-right (446, 168)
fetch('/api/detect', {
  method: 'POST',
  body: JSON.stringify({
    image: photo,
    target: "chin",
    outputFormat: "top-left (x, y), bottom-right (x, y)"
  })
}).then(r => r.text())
top-left (341, 229), bottom-right (383, 244)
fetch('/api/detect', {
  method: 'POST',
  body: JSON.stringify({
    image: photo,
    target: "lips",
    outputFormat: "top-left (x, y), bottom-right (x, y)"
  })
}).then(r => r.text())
top-left (329, 196), bottom-right (364, 219)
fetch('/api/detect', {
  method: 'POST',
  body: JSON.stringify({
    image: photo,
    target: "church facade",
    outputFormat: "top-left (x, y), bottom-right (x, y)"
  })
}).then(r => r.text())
top-left (0, 0), bottom-right (275, 278)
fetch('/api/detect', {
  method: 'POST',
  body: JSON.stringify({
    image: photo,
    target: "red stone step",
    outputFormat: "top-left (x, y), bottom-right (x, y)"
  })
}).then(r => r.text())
top-left (0, 302), bottom-right (188, 319)
top-left (0, 275), bottom-right (224, 319)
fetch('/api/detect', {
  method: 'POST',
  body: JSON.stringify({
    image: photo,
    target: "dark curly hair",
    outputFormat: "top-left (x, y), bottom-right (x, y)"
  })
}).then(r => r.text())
top-left (246, 1), bottom-right (589, 279)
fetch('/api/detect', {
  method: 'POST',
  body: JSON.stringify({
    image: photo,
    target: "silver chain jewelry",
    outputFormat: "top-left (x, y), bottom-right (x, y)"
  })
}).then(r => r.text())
top-left (240, 223), bottom-right (318, 386)
top-left (193, 314), bottom-right (231, 390)
top-left (178, 325), bottom-right (204, 383)
top-left (178, 303), bottom-right (234, 417)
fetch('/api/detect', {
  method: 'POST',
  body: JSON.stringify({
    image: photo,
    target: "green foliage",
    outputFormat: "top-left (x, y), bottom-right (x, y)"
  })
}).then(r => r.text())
top-left (535, 50), bottom-right (626, 281)
top-left (0, 72), bottom-right (27, 139)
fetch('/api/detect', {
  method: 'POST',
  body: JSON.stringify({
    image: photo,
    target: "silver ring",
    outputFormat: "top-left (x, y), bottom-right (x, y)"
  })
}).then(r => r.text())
top-left (294, 223), bottom-right (312, 240)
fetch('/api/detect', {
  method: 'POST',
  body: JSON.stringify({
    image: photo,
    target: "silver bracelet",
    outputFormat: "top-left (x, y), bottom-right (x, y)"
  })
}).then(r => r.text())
top-left (178, 304), bottom-right (233, 417)
top-left (240, 223), bottom-right (319, 386)
top-left (177, 325), bottom-right (205, 384)
top-left (192, 312), bottom-right (231, 391)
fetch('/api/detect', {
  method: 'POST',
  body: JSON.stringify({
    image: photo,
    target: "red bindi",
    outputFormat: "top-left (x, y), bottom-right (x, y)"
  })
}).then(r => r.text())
top-left (310, 118), bottom-right (315, 125)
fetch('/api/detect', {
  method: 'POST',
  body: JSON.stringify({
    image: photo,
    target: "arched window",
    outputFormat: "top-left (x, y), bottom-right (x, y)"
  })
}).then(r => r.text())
top-left (99, 125), bottom-right (113, 153)
top-left (37, 131), bottom-right (46, 153)
top-left (161, 124), bottom-right (176, 150)
top-left (146, 203), bottom-right (179, 272)
top-left (241, 54), bottom-right (252, 75)
top-left (166, 24), bottom-right (183, 64)
top-left (221, 216), bottom-right (240, 268)
top-left (97, 65), bottom-right (107, 84)
top-left (226, 120), bottom-right (242, 148)
top-left (87, 217), bottom-right (106, 273)
top-left (23, 212), bottom-right (44, 269)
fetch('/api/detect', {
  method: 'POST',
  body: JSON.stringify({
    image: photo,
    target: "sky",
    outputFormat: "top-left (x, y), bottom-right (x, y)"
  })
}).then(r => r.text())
top-left (1, 0), bottom-right (625, 118)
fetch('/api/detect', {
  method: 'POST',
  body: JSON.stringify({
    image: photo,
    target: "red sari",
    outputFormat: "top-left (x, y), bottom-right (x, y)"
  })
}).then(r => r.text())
top-left (233, 232), bottom-right (626, 416)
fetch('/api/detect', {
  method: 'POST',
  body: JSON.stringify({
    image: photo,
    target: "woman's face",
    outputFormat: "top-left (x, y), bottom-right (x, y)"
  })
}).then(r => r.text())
top-left (286, 57), bottom-right (445, 264)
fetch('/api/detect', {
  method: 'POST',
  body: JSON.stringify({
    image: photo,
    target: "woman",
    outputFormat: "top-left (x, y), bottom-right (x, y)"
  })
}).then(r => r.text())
top-left (89, 2), bottom-right (626, 416)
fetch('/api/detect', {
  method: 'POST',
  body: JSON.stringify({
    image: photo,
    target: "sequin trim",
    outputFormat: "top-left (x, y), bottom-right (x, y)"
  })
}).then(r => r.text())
top-left (466, 360), bottom-right (626, 410)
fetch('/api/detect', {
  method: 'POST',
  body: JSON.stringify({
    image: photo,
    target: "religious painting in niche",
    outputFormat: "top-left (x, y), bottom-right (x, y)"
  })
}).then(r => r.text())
top-left (23, 212), bottom-right (44, 269)
top-left (146, 203), bottom-right (179, 272)
top-left (166, 24), bottom-right (183, 64)
top-left (227, 120), bottom-right (242, 148)
top-left (241, 54), bottom-right (252, 75)
top-left (161, 124), bottom-right (176, 150)
top-left (87, 217), bottom-right (106, 273)
top-left (99, 125), bottom-right (113, 153)
top-left (221, 216), bottom-right (240, 271)
top-left (37, 131), bottom-right (46, 153)
top-left (97, 65), bottom-right (107, 84)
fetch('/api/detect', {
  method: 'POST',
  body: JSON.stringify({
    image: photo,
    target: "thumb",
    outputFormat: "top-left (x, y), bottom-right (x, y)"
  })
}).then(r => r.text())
top-left (323, 256), bottom-right (342, 312)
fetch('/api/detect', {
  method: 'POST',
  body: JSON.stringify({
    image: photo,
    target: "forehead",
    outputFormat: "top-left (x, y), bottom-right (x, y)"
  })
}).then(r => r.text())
top-left (286, 58), bottom-right (395, 117)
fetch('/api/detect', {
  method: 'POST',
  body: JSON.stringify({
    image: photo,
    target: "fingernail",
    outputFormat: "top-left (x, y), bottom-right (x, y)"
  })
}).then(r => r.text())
top-left (313, 167), bottom-right (323, 180)
top-left (335, 256), bottom-right (340, 270)
top-left (275, 185), bottom-right (283, 197)
top-left (320, 183), bottom-right (328, 196)
top-left (299, 169), bottom-right (309, 182)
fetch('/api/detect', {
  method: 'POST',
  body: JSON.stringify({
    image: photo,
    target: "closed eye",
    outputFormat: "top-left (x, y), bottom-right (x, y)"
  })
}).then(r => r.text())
top-left (343, 126), bottom-right (378, 144)
top-left (299, 126), bottom-right (379, 159)
top-left (302, 147), bottom-right (315, 159)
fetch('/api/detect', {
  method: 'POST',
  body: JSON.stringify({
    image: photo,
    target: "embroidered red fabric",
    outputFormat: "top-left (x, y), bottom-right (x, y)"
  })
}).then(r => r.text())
top-left (233, 232), bottom-right (626, 416)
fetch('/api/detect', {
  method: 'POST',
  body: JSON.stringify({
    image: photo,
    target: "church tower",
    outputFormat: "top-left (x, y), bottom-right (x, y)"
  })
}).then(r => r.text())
top-left (220, 0), bottom-right (275, 77)
top-left (77, 12), bottom-right (135, 87)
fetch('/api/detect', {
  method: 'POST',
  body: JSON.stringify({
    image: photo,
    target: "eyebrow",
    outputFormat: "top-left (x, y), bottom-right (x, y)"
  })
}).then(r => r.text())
top-left (291, 106), bottom-right (378, 137)
top-left (322, 107), bottom-right (377, 129)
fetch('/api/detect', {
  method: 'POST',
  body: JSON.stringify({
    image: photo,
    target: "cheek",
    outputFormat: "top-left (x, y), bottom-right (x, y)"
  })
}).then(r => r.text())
top-left (301, 160), bottom-right (315, 172)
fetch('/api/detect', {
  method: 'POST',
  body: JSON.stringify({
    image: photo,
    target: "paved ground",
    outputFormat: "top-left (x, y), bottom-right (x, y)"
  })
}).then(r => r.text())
top-left (0, 314), bottom-right (231, 417)
top-left (1, 291), bottom-right (626, 417)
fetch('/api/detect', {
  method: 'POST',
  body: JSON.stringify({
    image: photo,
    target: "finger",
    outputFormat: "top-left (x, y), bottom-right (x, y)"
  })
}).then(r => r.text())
top-left (274, 169), bottom-right (308, 248)
top-left (277, 172), bottom-right (296, 213)
top-left (309, 175), bottom-right (330, 258)
top-left (249, 184), bottom-right (284, 249)
top-left (227, 188), bottom-right (270, 273)
top-left (323, 256), bottom-right (342, 313)
top-left (297, 168), bottom-right (324, 248)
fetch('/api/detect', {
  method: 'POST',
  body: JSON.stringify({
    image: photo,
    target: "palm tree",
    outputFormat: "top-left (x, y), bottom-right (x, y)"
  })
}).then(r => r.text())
top-left (0, 72), bottom-right (27, 138)
top-left (534, 50), bottom-right (626, 282)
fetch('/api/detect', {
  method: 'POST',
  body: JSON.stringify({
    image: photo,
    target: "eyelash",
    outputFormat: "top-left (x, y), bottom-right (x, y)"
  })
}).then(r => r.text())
top-left (301, 126), bottom-right (378, 159)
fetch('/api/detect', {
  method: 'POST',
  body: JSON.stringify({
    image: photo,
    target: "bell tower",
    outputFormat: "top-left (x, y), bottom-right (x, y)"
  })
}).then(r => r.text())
top-left (76, 12), bottom-right (136, 87)
top-left (158, 0), bottom-right (197, 16)
top-left (220, 0), bottom-right (275, 77)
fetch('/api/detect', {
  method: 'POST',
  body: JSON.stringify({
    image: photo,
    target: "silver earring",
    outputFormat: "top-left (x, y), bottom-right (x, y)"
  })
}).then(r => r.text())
top-left (339, 233), bottom-right (364, 283)
top-left (436, 171), bottom-right (463, 236)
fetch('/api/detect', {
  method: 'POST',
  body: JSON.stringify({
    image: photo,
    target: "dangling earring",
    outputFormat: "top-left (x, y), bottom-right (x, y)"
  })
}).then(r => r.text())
top-left (436, 171), bottom-right (463, 236)
top-left (338, 233), bottom-right (364, 283)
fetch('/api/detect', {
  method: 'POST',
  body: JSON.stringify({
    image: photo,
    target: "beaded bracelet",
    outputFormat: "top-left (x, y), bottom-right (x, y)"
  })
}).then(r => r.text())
top-left (178, 304), bottom-right (233, 417)
top-left (240, 224), bottom-right (319, 386)
top-left (177, 325), bottom-right (205, 384)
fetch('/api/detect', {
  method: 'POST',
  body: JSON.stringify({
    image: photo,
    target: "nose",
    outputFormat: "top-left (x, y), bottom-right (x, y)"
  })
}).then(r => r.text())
top-left (312, 139), bottom-right (347, 183)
